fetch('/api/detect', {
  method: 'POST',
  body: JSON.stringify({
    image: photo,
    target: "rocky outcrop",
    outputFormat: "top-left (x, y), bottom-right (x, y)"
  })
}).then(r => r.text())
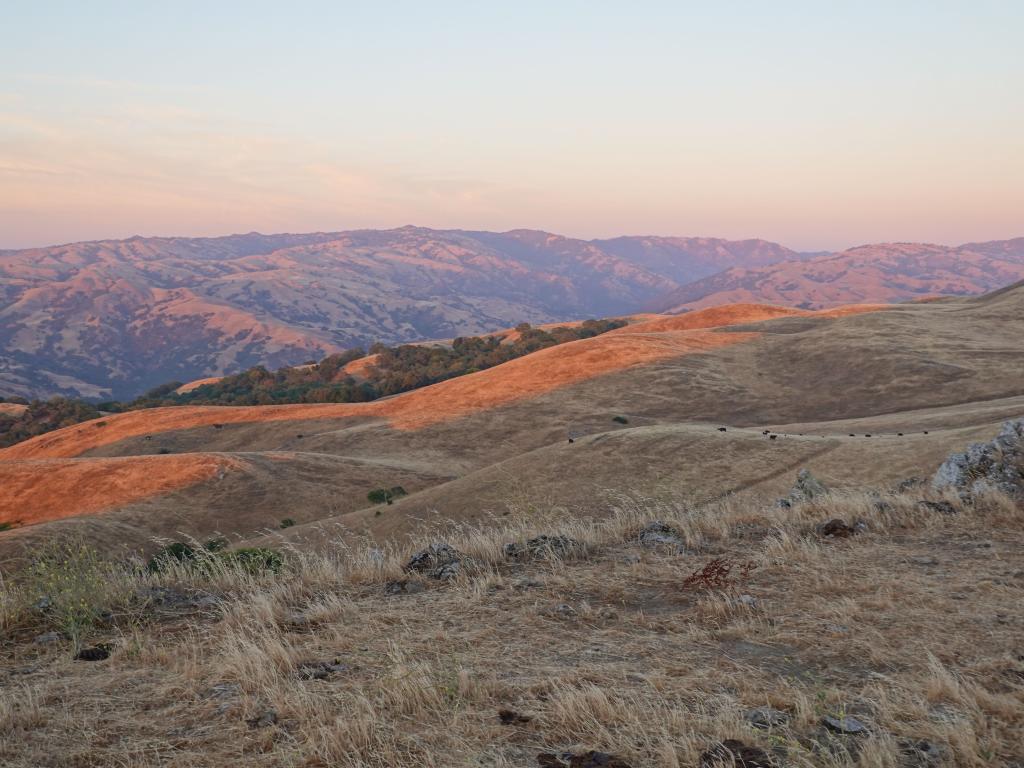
top-left (778, 469), bottom-right (828, 507)
top-left (932, 419), bottom-right (1024, 499)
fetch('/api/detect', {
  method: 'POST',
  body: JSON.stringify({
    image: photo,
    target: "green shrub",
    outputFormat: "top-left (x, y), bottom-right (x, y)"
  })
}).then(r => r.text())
top-left (220, 547), bottom-right (284, 574)
top-left (147, 540), bottom-right (282, 575)
top-left (367, 486), bottom-right (408, 505)
top-left (612, 415), bottom-right (629, 424)
top-left (279, 518), bottom-right (295, 529)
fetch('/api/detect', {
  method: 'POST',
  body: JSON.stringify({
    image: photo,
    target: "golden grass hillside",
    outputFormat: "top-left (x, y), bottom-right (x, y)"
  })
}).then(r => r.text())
top-left (1, 482), bottom-right (1021, 767)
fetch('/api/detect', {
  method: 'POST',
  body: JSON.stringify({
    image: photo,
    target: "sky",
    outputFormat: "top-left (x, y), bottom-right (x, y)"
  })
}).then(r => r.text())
top-left (1, 1), bottom-right (1022, 251)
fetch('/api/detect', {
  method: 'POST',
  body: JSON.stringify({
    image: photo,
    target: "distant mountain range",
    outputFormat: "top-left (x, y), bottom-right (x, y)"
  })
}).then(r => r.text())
top-left (653, 239), bottom-right (1024, 312)
top-left (1, 228), bottom-right (1022, 399)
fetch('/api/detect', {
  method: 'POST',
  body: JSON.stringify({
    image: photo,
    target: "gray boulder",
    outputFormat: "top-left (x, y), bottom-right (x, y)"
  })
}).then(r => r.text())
top-left (778, 468), bottom-right (828, 507)
top-left (404, 543), bottom-right (473, 581)
top-left (932, 419), bottom-right (1024, 499)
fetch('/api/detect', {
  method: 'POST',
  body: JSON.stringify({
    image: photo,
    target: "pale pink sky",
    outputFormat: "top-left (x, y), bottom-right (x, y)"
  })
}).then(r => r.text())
top-left (2, 3), bottom-right (1022, 251)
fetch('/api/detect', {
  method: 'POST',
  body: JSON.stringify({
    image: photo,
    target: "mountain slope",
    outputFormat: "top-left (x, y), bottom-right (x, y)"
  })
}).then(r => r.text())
top-left (4, 229), bottom-right (1024, 399)
top-left (654, 241), bottom-right (1024, 311)
top-left (1, 228), bottom-right (793, 399)
top-left (3, 280), bottom-right (1024, 553)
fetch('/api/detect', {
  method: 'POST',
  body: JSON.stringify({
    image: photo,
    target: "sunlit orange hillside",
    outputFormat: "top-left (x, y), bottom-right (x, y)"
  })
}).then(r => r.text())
top-left (0, 454), bottom-right (240, 528)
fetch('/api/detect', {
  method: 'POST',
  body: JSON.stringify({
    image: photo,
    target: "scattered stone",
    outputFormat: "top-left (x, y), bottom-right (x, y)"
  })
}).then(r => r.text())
top-left (384, 579), bottom-right (426, 595)
top-left (74, 644), bottom-right (112, 662)
top-left (513, 577), bottom-right (545, 590)
top-left (537, 751), bottom-right (632, 768)
top-left (778, 468), bottom-right (828, 507)
top-left (294, 659), bottom-right (349, 680)
top-left (202, 682), bottom-right (242, 700)
top-left (822, 714), bottom-right (869, 735)
top-left (910, 556), bottom-right (939, 566)
top-left (898, 738), bottom-right (950, 767)
top-left (824, 623), bottom-right (851, 635)
top-left (136, 586), bottom-right (218, 611)
top-left (918, 500), bottom-right (957, 515)
top-left (498, 708), bottom-right (532, 725)
top-left (32, 596), bottom-right (52, 612)
top-left (897, 475), bottom-right (929, 493)
top-left (816, 518), bottom-right (858, 538)
top-left (744, 706), bottom-right (789, 729)
top-left (700, 739), bottom-right (775, 767)
top-left (737, 594), bottom-right (758, 608)
top-left (933, 419), bottom-right (1024, 499)
top-left (247, 709), bottom-right (278, 729)
top-left (637, 521), bottom-right (686, 549)
top-left (621, 554), bottom-right (641, 565)
top-left (404, 543), bottom-right (471, 580)
top-left (546, 603), bottom-right (577, 618)
top-left (33, 631), bottom-right (62, 646)
top-left (504, 534), bottom-right (579, 561)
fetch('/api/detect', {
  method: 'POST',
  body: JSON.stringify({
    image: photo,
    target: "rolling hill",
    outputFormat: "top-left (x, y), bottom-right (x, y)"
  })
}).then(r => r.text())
top-left (3, 281), bottom-right (1023, 768)
top-left (2, 280), bottom-right (1022, 559)
top-left (5, 228), bottom-right (1023, 401)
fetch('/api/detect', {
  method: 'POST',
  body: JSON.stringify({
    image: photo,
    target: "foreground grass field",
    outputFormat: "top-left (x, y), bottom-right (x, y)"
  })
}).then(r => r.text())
top-left (2, 484), bottom-right (1021, 767)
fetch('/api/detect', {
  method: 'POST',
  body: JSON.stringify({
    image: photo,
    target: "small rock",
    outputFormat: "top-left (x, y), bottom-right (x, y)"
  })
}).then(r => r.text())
top-left (513, 578), bottom-right (545, 590)
top-left (700, 739), bottom-right (775, 767)
top-left (498, 708), bottom-right (532, 725)
top-left (816, 518), bottom-right (858, 538)
top-left (404, 543), bottom-right (472, 580)
top-left (537, 751), bottom-right (633, 768)
top-left (202, 682), bottom-right (241, 700)
top-left (384, 579), bottom-right (426, 595)
top-left (744, 706), bottom-right (789, 729)
top-left (548, 603), bottom-right (577, 618)
top-left (911, 556), bottom-right (938, 566)
top-left (74, 644), bottom-right (112, 662)
top-left (638, 521), bottom-right (687, 549)
top-left (896, 476), bottom-right (926, 492)
top-left (918, 500), bottom-right (957, 515)
top-left (822, 714), bottom-right (869, 734)
top-left (778, 468), bottom-right (829, 507)
top-left (504, 534), bottom-right (579, 561)
top-left (824, 623), bottom-right (851, 635)
top-left (737, 594), bottom-right (758, 608)
top-left (898, 738), bottom-right (950, 767)
top-left (247, 709), bottom-right (278, 729)
top-left (32, 596), bottom-right (52, 612)
top-left (294, 659), bottom-right (349, 680)
top-left (33, 631), bottom-right (62, 646)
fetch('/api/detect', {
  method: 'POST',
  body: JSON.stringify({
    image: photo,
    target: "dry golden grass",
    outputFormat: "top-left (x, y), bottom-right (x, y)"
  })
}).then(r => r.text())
top-left (2, 485), bottom-right (1021, 767)
top-left (0, 454), bottom-right (242, 527)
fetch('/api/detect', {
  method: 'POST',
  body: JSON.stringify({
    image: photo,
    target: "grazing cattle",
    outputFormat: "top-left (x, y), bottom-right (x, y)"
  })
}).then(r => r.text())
top-left (762, 430), bottom-right (770, 435)
top-left (568, 438), bottom-right (574, 444)
top-left (849, 433), bottom-right (855, 437)
top-left (865, 434), bottom-right (871, 437)
top-left (897, 432), bottom-right (903, 436)
top-left (769, 434), bottom-right (778, 441)
top-left (718, 427), bottom-right (727, 432)
top-left (923, 430), bottom-right (929, 435)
